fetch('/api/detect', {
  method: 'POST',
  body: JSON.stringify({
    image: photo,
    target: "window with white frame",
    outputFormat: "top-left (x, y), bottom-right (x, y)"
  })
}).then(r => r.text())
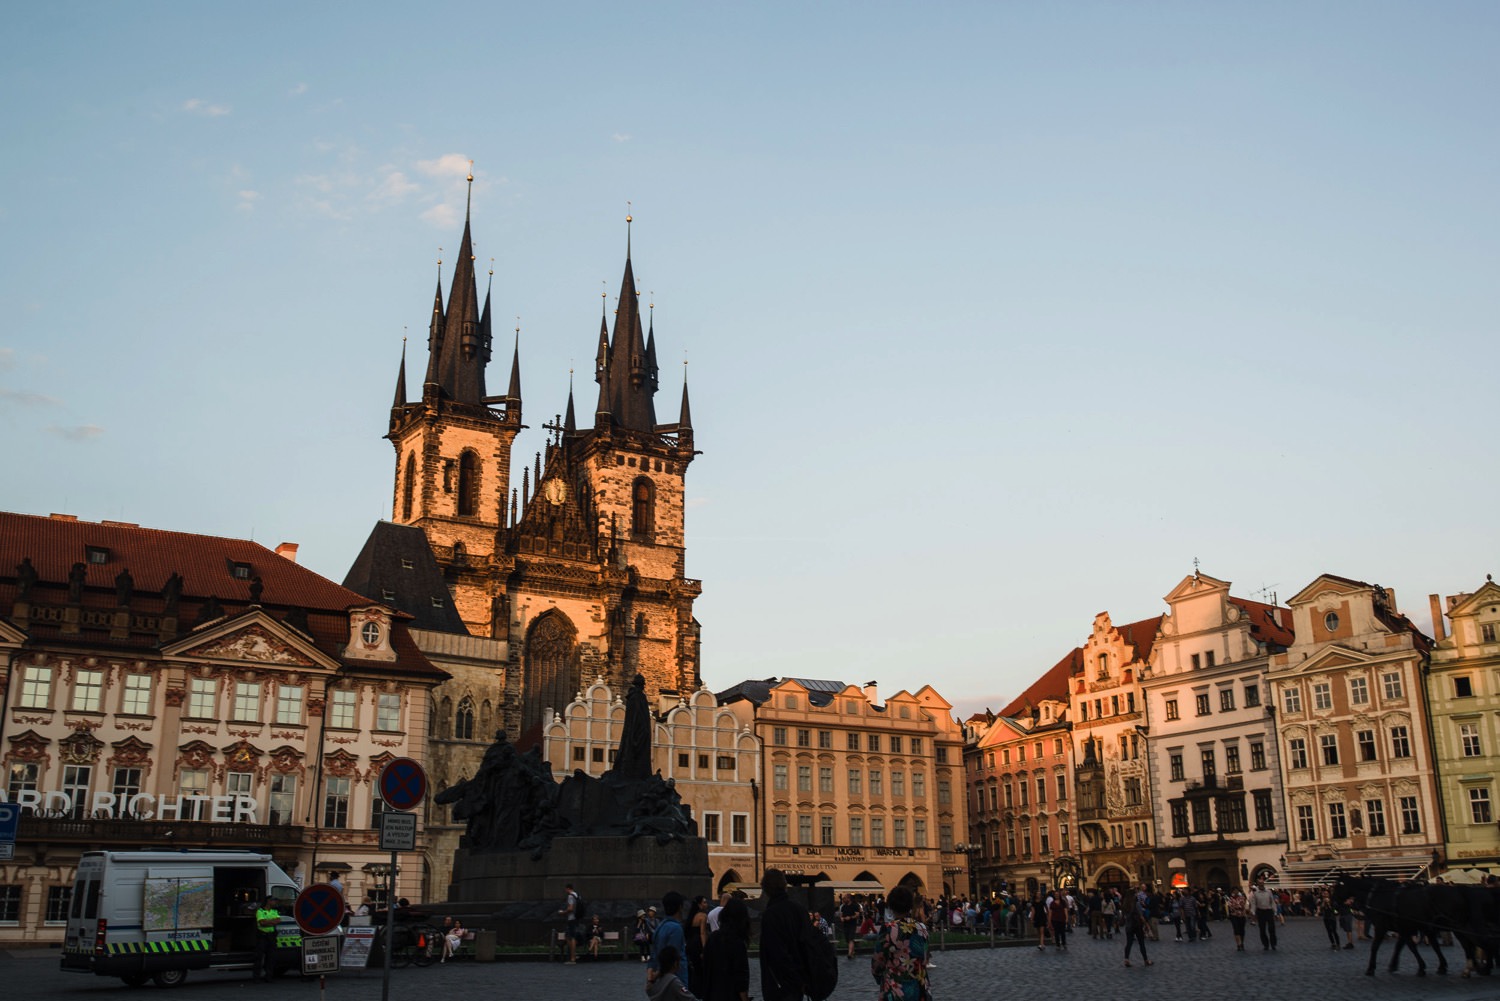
top-left (730, 813), bottom-right (749, 844)
top-left (1312, 682), bottom-right (1332, 710)
top-left (270, 774), bottom-right (297, 826)
top-left (232, 681), bottom-right (261, 722)
top-left (276, 685), bottom-right (303, 725)
top-left (773, 814), bottom-right (788, 844)
top-left (1382, 671), bottom-right (1405, 700)
top-left (376, 693), bottom-right (400, 731)
top-left (1390, 726), bottom-right (1412, 758)
top-left (62, 764), bottom-right (91, 820)
top-left (121, 674), bottom-right (152, 714)
top-left (1328, 802), bottom-right (1348, 839)
top-left (774, 764), bottom-right (788, 792)
top-left (323, 776), bottom-right (350, 829)
top-left (179, 768), bottom-right (209, 820)
top-left (1399, 796), bottom-right (1421, 834)
top-left (1461, 723), bottom-right (1483, 757)
top-left (72, 669), bottom-right (103, 712)
top-left (702, 812), bottom-right (721, 843)
top-left (19, 665), bottom-right (52, 709)
top-left (821, 815), bottom-right (835, 845)
top-left (329, 689), bottom-right (356, 728)
top-left (797, 814), bottom-right (812, 844)
top-left (1320, 734), bottom-right (1339, 766)
top-left (187, 677), bottom-right (217, 718)
top-left (45, 885), bottom-right (71, 924)
top-left (1296, 804), bottom-right (1316, 842)
top-left (1287, 737), bottom-right (1308, 769)
top-left (1366, 799), bottom-right (1387, 836)
top-left (1469, 787), bottom-right (1493, 824)
top-left (819, 766), bottom-right (834, 793)
top-left (1348, 676), bottom-right (1369, 706)
top-left (0, 886), bottom-right (22, 924)
top-left (1282, 686), bottom-right (1302, 714)
top-left (914, 818), bottom-right (928, 847)
top-left (849, 816), bottom-right (863, 846)
top-left (871, 816), bottom-right (885, 846)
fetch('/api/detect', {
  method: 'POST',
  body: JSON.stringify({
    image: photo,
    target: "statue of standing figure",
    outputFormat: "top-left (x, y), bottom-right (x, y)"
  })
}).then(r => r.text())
top-left (612, 673), bottom-right (653, 783)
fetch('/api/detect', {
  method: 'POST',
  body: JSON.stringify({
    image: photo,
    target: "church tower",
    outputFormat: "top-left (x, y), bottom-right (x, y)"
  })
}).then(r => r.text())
top-left (387, 179), bottom-right (523, 633)
top-left (372, 204), bottom-right (700, 737)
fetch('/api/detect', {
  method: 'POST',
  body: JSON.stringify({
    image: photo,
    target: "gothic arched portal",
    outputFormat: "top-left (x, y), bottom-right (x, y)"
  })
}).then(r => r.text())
top-left (523, 610), bottom-right (579, 732)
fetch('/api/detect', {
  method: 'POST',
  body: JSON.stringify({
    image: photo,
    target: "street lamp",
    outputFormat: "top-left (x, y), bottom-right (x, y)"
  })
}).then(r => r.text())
top-left (953, 843), bottom-right (982, 898)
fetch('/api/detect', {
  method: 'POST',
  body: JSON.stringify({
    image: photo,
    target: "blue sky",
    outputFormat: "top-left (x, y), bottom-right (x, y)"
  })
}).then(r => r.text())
top-left (3, 3), bottom-right (1496, 719)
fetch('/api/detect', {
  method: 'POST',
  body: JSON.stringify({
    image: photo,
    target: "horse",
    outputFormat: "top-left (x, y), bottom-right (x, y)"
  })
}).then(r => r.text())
top-left (1334, 875), bottom-right (1448, 976)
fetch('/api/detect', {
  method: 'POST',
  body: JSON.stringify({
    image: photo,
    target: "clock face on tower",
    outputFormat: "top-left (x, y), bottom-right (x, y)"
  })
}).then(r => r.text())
top-left (542, 478), bottom-right (568, 506)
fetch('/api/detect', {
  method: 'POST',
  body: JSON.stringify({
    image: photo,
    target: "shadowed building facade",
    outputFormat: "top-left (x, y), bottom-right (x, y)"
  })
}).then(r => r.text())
top-left (344, 200), bottom-right (702, 894)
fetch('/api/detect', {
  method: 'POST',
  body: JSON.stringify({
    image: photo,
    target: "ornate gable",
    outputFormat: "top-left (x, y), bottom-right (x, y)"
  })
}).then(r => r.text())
top-left (59, 728), bottom-right (105, 766)
top-left (164, 610), bottom-right (336, 670)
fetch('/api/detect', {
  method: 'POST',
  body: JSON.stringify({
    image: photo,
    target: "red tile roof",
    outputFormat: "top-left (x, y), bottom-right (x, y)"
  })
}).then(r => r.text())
top-left (1115, 615), bottom-right (1164, 664)
top-left (1228, 596), bottom-right (1294, 649)
top-left (0, 511), bottom-right (444, 679)
top-left (999, 646), bottom-right (1082, 718)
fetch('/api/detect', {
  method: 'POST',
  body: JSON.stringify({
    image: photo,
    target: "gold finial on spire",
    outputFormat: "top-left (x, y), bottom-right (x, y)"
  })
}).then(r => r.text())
top-left (465, 161), bottom-right (474, 218)
top-left (515, 316), bottom-right (521, 336)
top-left (467, 159), bottom-right (474, 183)
top-left (489, 257), bottom-right (495, 278)
top-left (626, 201), bottom-right (633, 257)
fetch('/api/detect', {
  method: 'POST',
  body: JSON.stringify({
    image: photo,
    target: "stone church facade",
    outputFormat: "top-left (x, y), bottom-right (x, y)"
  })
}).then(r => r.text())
top-left (343, 197), bottom-right (702, 892)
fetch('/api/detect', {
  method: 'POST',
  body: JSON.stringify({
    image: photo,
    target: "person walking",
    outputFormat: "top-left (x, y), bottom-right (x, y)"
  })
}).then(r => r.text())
top-left (1226, 889), bottom-right (1249, 951)
top-left (871, 884), bottom-right (928, 1001)
top-left (702, 896), bottom-right (751, 1001)
top-left (687, 895), bottom-right (710, 989)
top-left (1123, 883), bottom-right (1153, 967)
top-left (558, 882), bottom-right (581, 964)
top-left (253, 894), bottom-right (280, 982)
top-left (1318, 891), bottom-right (1340, 950)
top-left (1031, 894), bottom-right (1049, 950)
top-left (1249, 879), bottom-right (1279, 951)
top-left (1047, 891), bottom-right (1069, 951)
top-left (758, 869), bottom-right (809, 1001)
top-left (840, 894), bottom-right (861, 960)
top-left (650, 892), bottom-right (691, 994)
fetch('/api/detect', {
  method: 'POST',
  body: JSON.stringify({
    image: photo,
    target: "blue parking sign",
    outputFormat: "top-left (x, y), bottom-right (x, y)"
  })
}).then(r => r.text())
top-left (0, 803), bottom-right (18, 860)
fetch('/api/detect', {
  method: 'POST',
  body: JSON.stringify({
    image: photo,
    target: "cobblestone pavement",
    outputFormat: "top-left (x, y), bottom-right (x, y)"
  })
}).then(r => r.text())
top-left (12, 918), bottom-right (1500, 1001)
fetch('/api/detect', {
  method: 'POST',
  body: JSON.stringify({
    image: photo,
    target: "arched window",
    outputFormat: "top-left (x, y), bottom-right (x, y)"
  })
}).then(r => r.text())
top-left (402, 453), bottom-right (416, 521)
top-left (457, 451), bottom-right (480, 517)
top-left (631, 476), bottom-right (655, 540)
top-left (454, 697), bottom-right (475, 741)
top-left (523, 610), bottom-right (578, 732)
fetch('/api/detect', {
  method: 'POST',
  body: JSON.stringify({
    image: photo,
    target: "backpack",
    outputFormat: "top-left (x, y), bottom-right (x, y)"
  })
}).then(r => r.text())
top-left (573, 893), bottom-right (586, 921)
top-left (799, 912), bottom-right (839, 1001)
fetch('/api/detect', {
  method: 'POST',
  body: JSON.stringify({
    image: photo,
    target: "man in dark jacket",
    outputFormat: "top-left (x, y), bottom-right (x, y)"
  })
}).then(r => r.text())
top-left (759, 869), bottom-right (807, 1001)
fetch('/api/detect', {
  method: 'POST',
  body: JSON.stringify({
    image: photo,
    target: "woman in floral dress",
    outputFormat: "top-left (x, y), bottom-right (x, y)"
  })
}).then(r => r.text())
top-left (871, 885), bottom-right (929, 1001)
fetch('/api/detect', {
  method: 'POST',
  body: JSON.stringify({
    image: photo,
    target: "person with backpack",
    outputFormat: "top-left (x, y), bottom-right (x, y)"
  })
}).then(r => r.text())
top-left (758, 868), bottom-right (838, 1001)
top-left (650, 892), bottom-right (691, 994)
top-left (558, 882), bottom-right (581, 964)
top-left (871, 884), bottom-right (929, 1001)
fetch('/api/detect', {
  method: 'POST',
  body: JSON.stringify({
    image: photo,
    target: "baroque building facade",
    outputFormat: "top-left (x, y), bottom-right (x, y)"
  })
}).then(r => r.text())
top-left (1070, 612), bottom-right (1161, 889)
top-left (0, 512), bottom-right (446, 943)
top-left (1426, 578), bottom-right (1500, 869)
top-left (540, 678), bottom-right (758, 892)
top-left (1139, 572), bottom-right (1292, 889)
top-left (718, 679), bottom-right (968, 896)
top-left (1269, 574), bottom-right (1442, 882)
top-left (964, 650), bottom-right (1077, 899)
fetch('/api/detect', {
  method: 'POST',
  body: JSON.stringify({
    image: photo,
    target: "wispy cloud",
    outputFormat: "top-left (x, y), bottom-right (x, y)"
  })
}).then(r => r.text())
top-left (182, 98), bottom-right (231, 117)
top-left (0, 387), bottom-right (61, 407)
top-left (45, 424), bottom-right (104, 441)
top-left (237, 190), bottom-right (260, 212)
top-left (369, 169), bottom-right (419, 205)
top-left (289, 82), bottom-right (308, 97)
top-left (612, 133), bottom-right (633, 143)
top-left (416, 154), bottom-right (474, 180)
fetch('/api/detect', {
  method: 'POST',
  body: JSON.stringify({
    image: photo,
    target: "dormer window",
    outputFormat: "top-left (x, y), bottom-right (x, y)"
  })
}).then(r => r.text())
top-left (360, 621), bottom-right (381, 646)
top-left (400, 559), bottom-right (414, 570)
top-left (381, 589), bottom-right (395, 602)
top-left (86, 546), bottom-right (109, 564)
top-left (229, 561), bottom-right (252, 580)
top-left (430, 596), bottom-right (444, 608)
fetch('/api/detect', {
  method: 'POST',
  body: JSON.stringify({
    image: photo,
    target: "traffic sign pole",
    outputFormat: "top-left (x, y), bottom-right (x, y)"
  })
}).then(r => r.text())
top-left (376, 757), bottom-right (426, 1001)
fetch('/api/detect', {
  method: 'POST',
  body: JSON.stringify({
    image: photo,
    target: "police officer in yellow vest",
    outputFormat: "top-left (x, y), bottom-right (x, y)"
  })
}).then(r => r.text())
top-left (254, 895), bottom-right (279, 982)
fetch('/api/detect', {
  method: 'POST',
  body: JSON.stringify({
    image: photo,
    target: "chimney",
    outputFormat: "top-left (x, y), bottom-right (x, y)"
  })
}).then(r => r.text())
top-left (49, 513), bottom-right (78, 521)
top-left (863, 680), bottom-right (878, 705)
top-left (275, 542), bottom-right (300, 563)
top-left (1429, 594), bottom-right (1447, 642)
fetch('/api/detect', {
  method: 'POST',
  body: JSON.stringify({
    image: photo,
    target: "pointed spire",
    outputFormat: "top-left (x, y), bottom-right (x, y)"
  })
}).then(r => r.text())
top-left (522, 466), bottom-right (530, 509)
top-left (422, 270), bottom-right (444, 390)
top-left (393, 337), bottom-right (408, 410)
top-left (594, 286), bottom-right (610, 385)
top-left (510, 487), bottom-right (518, 527)
top-left (436, 166), bottom-right (486, 403)
top-left (678, 363), bottom-right (692, 430)
top-left (506, 324), bottom-right (522, 403)
top-left (534, 451), bottom-right (542, 487)
top-left (564, 370), bottom-right (577, 432)
top-left (646, 299), bottom-right (660, 394)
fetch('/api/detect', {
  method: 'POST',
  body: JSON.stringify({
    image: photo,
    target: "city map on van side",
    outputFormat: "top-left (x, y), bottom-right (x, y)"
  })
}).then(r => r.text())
top-left (143, 878), bottom-right (214, 931)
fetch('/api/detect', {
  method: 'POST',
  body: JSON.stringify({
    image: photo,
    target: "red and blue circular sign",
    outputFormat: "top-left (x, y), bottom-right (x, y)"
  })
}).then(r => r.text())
top-left (378, 757), bottom-right (428, 811)
top-left (294, 883), bottom-right (344, 936)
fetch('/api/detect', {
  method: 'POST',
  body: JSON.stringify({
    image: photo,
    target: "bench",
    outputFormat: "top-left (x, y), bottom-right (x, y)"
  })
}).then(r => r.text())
top-left (444, 930), bottom-right (476, 961)
top-left (556, 926), bottom-right (627, 960)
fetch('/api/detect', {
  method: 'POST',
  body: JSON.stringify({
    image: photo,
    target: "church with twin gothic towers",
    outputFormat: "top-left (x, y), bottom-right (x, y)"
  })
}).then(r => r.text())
top-left (346, 193), bottom-right (702, 742)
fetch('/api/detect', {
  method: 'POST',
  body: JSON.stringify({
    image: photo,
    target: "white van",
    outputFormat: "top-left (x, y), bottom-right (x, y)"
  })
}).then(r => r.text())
top-left (59, 850), bottom-right (303, 988)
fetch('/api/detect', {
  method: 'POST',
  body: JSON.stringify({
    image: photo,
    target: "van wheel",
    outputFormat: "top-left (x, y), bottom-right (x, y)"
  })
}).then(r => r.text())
top-left (152, 969), bottom-right (188, 988)
top-left (120, 974), bottom-right (149, 988)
